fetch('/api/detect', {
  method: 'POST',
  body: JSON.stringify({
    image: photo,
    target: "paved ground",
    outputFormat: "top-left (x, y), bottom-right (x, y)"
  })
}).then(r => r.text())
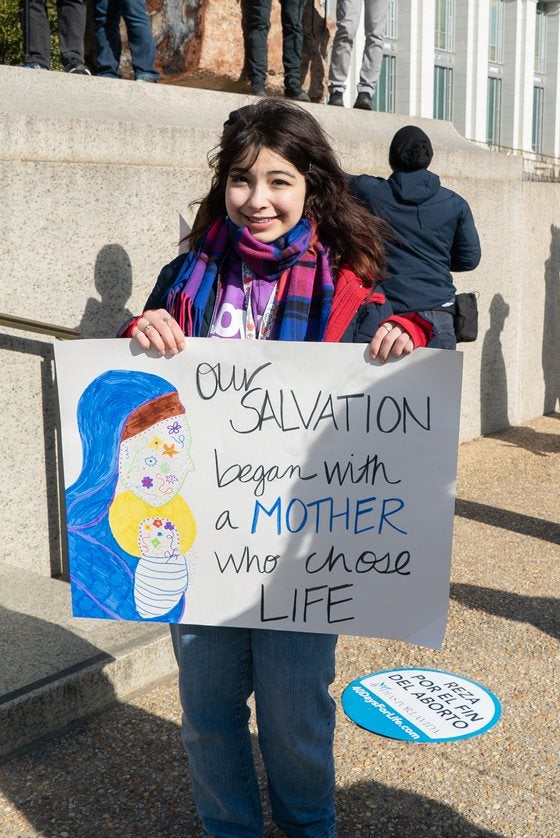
top-left (0, 415), bottom-right (558, 838)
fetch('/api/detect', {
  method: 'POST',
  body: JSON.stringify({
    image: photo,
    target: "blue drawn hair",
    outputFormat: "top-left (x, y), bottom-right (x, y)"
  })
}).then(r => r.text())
top-left (66, 370), bottom-right (184, 622)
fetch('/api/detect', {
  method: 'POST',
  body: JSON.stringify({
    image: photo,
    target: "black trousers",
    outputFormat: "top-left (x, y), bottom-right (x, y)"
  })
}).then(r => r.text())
top-left (241, 0), bottom-right (306, 92)
top-left (20, 0), bottom-right (87, 68)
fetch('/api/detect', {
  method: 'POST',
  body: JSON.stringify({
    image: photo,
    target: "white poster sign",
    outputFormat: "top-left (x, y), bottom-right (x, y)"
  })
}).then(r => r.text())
top-left (54, 339), bottom-right (462, 648)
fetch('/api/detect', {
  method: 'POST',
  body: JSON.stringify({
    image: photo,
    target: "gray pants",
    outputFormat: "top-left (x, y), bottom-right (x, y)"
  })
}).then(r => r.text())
top-left (328, 0), bottom-right (389, 94)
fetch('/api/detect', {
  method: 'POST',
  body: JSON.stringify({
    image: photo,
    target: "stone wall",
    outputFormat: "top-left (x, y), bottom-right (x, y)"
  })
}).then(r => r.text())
top-left (0, 65), bottom-right (558, 579)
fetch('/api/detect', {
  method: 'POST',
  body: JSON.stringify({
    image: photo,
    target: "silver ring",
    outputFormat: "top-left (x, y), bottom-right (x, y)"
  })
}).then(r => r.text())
top-left (382, 322), bottom-right (393, 333)
top-left (143, 324), bottom-right (153, 333)
top-left (163, 316), bottom-right (173, 324)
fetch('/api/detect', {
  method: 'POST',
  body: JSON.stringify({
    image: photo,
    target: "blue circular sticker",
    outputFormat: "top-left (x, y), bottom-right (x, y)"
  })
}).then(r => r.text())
top-left (342, 668), bottom-right (502, 743)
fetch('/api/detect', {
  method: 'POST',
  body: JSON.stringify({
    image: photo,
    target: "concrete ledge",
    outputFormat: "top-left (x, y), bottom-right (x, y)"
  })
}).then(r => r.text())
top-left (0, 65), bottom-right (510, 180)
top-left (0, 563), bottom-right (177, 757)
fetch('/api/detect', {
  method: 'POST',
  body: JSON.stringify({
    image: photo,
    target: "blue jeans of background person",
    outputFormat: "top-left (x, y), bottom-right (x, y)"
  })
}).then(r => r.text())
top-left (20, 0), bottom-right (87, 69)
top-left (419, 308), bottom-right (457, 350)
top-left (171, 623), bottom-right (338, 837)
top-left (244, 0), bottom-right (307, 93)
top-left (94, 0), bottom-right (158, 80)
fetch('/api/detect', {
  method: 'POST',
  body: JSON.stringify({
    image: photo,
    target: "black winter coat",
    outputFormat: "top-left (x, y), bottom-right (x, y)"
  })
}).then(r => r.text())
top-left (350, 170), bottom-right (481, 314)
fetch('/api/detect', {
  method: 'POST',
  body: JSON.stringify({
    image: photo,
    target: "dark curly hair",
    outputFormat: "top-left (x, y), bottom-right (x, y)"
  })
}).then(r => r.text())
top-left (185, 98), bottom-right (390, 286)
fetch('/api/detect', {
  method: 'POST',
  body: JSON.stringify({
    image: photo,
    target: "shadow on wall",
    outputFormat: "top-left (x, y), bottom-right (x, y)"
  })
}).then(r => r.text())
top-left (76, 244), bottom-right (135, 339)
top-left (0, 335), bottom-right (63, 577)
top-left (480, 293), bottom-right (510, 435)
top-left (542, 224), bottom-right (560, 415)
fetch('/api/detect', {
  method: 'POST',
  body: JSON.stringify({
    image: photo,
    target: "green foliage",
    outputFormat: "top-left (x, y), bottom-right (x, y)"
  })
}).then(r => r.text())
top-left (0, 0), bottom-right (62, 69)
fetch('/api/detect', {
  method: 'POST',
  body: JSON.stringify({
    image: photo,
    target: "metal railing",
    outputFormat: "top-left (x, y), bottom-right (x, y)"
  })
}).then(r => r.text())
top-left (0, 312), bottom-right (80, 340)
top-left (468, 139), bottom-right (560, 182)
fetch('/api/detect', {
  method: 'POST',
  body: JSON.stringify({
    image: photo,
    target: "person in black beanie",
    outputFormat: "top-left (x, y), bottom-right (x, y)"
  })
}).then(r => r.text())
top-left (349, 124), bottom-right (481, 348)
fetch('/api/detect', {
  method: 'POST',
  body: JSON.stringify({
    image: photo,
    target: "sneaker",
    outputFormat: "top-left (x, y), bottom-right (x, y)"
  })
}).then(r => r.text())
top-left (250, 83), bottom-right (266, 96)
top-left (136, 74), bottom-right (158, 82)
top-left (23, 63), bottom-right (48, 70)
top-left (285, 88), bottom-right (311, 102)
top-left (353, 92), bottom-right (373, 111)
top-left (65, 62), bottom-right (91, 75)
top-left (328, 91), bottom-right (344, 107)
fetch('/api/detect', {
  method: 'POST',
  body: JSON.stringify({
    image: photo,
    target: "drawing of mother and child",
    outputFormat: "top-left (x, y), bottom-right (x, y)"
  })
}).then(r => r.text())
top-left (65, 369), bottom-right (196, 622)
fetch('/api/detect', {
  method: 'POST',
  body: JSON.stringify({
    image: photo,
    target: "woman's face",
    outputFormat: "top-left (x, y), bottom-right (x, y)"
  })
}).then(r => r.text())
top-left (118, 412), bottom-right (194, 507)
top-left (225, 147), bottom-right (307, 243)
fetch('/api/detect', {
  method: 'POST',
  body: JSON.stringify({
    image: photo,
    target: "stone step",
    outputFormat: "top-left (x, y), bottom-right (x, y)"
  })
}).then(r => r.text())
top-left (0, 563), bottom-right (176, 757)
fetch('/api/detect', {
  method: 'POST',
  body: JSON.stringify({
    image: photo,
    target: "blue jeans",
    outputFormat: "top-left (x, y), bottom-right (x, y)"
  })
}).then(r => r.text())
top-left (94, 0), bottom-right (158, 79)
top-left (419, 308), bottom-right (457, 350)
top-left (170, 624), bottom-right (338, 837)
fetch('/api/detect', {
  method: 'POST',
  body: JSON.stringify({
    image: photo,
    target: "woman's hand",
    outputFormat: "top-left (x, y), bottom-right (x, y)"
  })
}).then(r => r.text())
top-left (369, 321), bottom-right (414, 363)
top-left (131, 309), bottom-right (186, 356)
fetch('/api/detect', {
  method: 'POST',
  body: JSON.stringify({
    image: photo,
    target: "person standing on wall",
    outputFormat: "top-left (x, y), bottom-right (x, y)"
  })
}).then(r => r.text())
top-left (94, 0), bottom-right (159, 82)
top-left (327, 0), bottom-right (389, 110)
top-left (350, 125), bottom-right (482, 348)
top-left (21, 0), bottom-right (91, 73)
top-left (241, 0), bottom-right (310, 101)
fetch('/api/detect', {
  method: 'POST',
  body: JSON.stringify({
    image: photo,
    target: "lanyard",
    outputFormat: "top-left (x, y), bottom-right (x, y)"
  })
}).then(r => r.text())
top-left (242, 263), bottom-right (277, 340)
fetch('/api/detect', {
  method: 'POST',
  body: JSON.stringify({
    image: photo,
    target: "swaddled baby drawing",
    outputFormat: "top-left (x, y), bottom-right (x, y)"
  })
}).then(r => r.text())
top-left (134, 516), bottom-right (190, 618)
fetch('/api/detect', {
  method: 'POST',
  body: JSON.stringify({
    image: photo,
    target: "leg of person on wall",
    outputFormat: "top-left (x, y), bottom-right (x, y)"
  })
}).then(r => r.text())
top-left (58, 0), bottom-right (91, 73)
top-left (353, 0), bottom-right (388, 111)
top-left (94, 0), bottom-right (122, 77)
top-left (119, 0), bottom-right (159, 81)
top-left (328, 0), bottom-right (363, 107)
top-left (21, 0), bottom-right (51, 68)
top-left (281, 0), bottom-right (310, 101)
top-left (244, 0), bottom-right (272, 96)
top-left (327, 0), bottom-right (361, 106)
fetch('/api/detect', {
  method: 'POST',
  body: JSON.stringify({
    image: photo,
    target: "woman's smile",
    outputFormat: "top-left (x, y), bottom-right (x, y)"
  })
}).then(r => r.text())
top-left (225, 147), bottom-right (307, 242)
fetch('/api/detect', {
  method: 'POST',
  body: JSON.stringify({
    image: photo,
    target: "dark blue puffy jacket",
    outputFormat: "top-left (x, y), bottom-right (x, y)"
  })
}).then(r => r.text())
top-left (350, 170), bottom-right (481, 314)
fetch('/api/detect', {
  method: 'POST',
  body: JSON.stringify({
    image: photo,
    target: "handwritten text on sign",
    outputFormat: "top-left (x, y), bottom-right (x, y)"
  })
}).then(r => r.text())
top-left (54, 339), bottom-right (463, 648)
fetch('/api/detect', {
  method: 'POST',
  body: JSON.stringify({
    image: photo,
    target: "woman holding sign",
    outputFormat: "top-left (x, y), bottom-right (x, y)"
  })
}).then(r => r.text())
top-left (121, 99), bottom-right (431, 838)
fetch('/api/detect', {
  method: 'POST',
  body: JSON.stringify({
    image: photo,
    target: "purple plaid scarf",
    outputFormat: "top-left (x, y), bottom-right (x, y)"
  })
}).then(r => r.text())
top-left (164, 217), bottom-right (335, 341)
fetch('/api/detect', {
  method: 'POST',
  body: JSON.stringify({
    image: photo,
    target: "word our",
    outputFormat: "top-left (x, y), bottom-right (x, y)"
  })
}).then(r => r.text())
top-left (195, 361), bottom-right (431, 436)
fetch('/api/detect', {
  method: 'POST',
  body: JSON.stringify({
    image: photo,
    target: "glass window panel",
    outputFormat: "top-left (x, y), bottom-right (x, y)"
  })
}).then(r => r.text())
top-left (486, 77), bottom-right (502, 144)
top-left (386, 0), bottom-right (397, 40)
top-left (532, 86), bottom-right (544, 153)
top-left (433, 66), bottom-right (453, 121)
top-left (435, 0), bottom-right (454, 52)
top-left (372, 55), bottom-right (396, 113)
top-left (535, 5), bottom-right (546, 74)
top-left (488, 0), bottom-right (503, 63)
